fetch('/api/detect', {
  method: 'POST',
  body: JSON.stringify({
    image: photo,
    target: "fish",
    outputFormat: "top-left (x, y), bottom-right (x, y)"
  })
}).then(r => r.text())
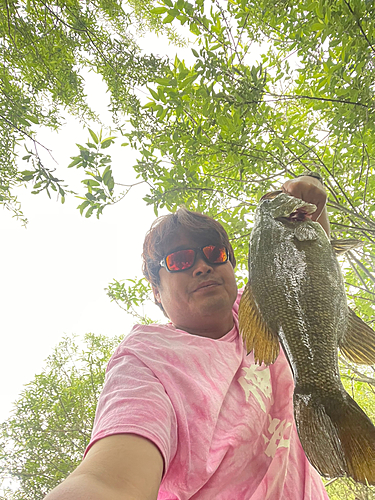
top-left (238, 191), bottom-right (375, 484)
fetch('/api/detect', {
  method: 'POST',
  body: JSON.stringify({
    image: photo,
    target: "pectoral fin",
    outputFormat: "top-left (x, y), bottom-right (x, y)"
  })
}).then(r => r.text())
top-left (339, 307), bottom-right (375, 365)
top-left (294, 224), bottom-right (318, 242)
top-left (238, 283), bottom-right (280, 365)
top-left (331, 239), bottom-right (363, 255)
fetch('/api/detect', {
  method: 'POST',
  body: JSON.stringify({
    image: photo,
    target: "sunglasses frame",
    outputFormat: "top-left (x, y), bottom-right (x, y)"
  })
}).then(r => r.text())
top-left (159, 245), bottom-right (229, 273)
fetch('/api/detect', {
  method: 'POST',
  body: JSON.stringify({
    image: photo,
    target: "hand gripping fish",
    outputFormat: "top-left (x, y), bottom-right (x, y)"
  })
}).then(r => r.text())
top-left (238, 191), bottom-right (375, 484)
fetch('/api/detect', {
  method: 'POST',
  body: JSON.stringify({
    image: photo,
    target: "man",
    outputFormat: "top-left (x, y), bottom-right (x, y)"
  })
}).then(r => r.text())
top-left (44, 175), bottom-right (330, 500)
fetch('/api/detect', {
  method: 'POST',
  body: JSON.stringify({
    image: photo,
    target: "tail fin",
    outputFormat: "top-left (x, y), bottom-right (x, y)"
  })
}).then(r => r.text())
top-left (294, 389), bottom-right (375, 484)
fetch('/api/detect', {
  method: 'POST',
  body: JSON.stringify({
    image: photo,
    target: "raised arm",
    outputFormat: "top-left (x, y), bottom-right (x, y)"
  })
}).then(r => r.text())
top-left (281, 175), bottom-right (330, 237)
top-left (44, 434), bottom-right (164, 500)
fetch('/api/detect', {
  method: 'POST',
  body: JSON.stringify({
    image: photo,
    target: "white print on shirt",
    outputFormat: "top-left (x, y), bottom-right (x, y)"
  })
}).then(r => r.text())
top-left (262, 415), bottom-right (292, 458)
top-left (238, 365), bottom-right (273, 412)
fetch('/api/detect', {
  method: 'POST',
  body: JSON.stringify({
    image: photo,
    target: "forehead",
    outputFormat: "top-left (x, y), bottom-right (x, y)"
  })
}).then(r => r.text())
top-left (163, 229), bottom-right (221, 254)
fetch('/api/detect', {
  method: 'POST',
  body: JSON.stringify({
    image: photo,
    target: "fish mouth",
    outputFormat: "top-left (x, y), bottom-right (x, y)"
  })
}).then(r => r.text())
top-left (276, 201), bottom-right (317, 223)
top-left (285, 207), bottom-right (315, 222)
top-left (261, 191), bottom-right (317, 221)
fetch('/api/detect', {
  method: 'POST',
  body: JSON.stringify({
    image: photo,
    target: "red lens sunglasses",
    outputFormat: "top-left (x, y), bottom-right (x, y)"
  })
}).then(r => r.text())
top-left (160, 245), bottom-right (229, 273)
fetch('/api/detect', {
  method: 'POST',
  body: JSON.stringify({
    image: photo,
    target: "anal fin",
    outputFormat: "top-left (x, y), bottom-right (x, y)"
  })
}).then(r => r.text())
top-left (238, 283), bottom-right (280, 365)
top-left (339, 307), bottom-right (375, 365)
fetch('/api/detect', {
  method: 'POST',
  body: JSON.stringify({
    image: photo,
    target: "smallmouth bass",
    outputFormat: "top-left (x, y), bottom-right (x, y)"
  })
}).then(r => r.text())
top-left (238, 191), bottom-right (375, 484)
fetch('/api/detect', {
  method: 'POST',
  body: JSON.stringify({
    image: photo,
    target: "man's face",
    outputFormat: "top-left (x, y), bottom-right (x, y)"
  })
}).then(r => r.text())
top-left (153, 231), bottom-right (238, 338)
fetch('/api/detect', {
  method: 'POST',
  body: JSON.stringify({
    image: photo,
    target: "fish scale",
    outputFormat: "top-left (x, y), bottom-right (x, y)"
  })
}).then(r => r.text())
top-left (238, 192), bottom-right (375, 484)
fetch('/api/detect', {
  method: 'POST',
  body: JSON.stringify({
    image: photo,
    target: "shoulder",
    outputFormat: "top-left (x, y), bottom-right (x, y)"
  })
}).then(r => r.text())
top-left (109, 322), bottom-right (184, 361)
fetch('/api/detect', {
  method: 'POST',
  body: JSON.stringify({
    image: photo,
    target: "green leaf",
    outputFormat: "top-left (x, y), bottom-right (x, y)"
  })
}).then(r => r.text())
top-left (85, 206), bottom-right (95, 218)
top-left (88, 129), bottom-right (99, 144)
top-left (101, 139), bottom-right (113, 149)
top-left (148, 87), bottom-right (160, 100)
top-left (68, 157), bottom-right (82, 168)
top-left (143, 101), bottom-right (156, 109)
top-left (79, 200), bottom-right (90, 215)
top-left (189, 22), bottom-right (200, 35)
top-left (150, 7), bottom-right (168, 14)
top-left (25, 115), bottom-right (39, 124)
top-left (103, 169), bottom-right (112, 185)
top-left (107, 178), bottom-right (115, 191)
top-left (163, 14), bottom-right (174, 23)
top-left (310, 22), bottom-right (325, 31)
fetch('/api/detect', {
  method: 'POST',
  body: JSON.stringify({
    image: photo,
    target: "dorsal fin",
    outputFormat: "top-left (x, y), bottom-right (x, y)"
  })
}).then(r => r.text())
top-left (331, 239), bottom-right (363, 255)
top-left (339, 307), bottom-right (375, 365)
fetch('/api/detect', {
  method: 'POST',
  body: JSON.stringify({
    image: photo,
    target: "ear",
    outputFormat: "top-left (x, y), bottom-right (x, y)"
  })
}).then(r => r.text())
top-left (152, 285), bottom-right (161, 304)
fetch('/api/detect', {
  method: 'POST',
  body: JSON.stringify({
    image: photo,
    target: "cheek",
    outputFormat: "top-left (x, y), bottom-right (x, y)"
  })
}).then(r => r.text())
top-left (225, 267), bottom-right (238, 298)
top-left (158, 274), bottom-right (189, 309)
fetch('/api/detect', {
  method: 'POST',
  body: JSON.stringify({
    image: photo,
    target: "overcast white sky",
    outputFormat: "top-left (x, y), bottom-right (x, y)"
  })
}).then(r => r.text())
top-left (0, 31), bottom-right (193, 423)
top-left (1, 22), bottom-right (264, 423)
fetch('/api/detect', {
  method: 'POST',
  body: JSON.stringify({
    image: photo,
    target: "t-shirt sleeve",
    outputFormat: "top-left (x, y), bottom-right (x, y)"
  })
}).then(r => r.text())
top-left (83, 343), bottom-right (177, 476)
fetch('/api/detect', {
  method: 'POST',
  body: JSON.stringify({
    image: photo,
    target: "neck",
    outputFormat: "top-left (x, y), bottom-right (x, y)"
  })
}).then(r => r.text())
top-left (173, 315), bottom-right (235, 339)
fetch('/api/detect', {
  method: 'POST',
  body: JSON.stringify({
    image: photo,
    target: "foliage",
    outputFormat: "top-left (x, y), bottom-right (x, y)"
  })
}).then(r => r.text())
top-left (0, 333), bottom-right (121, 500)
top-left (68, 129), bottom-right (118, 218)
top-left (106, 277), bottom-right (157, 324)
top-left (0, 0), bottom-right (168, 222)
top-left (323, 358), bottom-right (375, 498)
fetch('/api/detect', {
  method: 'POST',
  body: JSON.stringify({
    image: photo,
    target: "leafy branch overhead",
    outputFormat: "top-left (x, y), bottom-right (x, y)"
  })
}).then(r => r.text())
top-left (0, 0), bottom-right (168, 222)
top-left (68, 129), bottom-right (117, 218)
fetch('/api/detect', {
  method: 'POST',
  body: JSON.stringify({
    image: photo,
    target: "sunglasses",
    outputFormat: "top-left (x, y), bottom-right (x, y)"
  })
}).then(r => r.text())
top-left (160, 245), bottom-right (229, 273)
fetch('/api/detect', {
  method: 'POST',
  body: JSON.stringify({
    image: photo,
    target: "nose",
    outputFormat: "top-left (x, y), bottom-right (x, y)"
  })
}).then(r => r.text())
top-left (192, 256), bottom-right (213, 277)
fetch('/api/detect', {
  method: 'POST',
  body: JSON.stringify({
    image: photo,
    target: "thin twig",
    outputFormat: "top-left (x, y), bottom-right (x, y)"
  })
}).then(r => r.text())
top-left (346, 254), bottom-right (372, 292)
top-left (330, 222), bottom-right (375, 234)
top-left (345, 281), bottom-right (375, 297)
top-left (343, 0), bottom-right (375, 55)
top-left (348, 251), bottom-right (375, 286)
top-left (327, 200), bottom-right (375, 229)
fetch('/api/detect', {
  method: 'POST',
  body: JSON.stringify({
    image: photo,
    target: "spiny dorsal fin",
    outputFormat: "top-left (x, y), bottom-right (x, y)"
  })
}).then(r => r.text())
top-left (339, 307), bottom-right (375, 365)
top-left (238, 283), bottom-right (280, 365)
top-left (331, 239), bottom-right (363, 255)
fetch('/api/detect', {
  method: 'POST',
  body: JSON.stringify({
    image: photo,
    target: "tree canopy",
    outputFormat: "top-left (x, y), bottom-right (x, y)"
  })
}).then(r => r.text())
top-left (0, 334), bottom-right (121, 500)
top-left (2, 0), bottom-right (375, 498)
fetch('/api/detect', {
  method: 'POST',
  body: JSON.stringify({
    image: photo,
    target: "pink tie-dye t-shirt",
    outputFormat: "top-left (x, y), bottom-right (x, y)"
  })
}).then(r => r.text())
top-left (85, 291), bottom-right (329, 500)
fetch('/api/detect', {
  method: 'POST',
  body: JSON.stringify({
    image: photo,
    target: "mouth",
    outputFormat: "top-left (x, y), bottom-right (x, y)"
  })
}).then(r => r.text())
top-left (193, 281), bottom-right (221, 292)
top-left (286, 208), bottom-right (315, 222)
top-left (265, 192), bottom-right (317, 222)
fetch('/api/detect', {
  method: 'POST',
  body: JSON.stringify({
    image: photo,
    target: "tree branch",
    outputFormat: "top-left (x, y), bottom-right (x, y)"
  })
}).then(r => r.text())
top-left (343, 0), bottom-right (375, 55)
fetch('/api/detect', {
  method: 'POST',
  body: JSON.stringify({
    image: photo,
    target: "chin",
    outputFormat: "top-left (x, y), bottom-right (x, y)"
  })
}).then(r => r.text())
top-left (196, 297), bottom-right (233, 316)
